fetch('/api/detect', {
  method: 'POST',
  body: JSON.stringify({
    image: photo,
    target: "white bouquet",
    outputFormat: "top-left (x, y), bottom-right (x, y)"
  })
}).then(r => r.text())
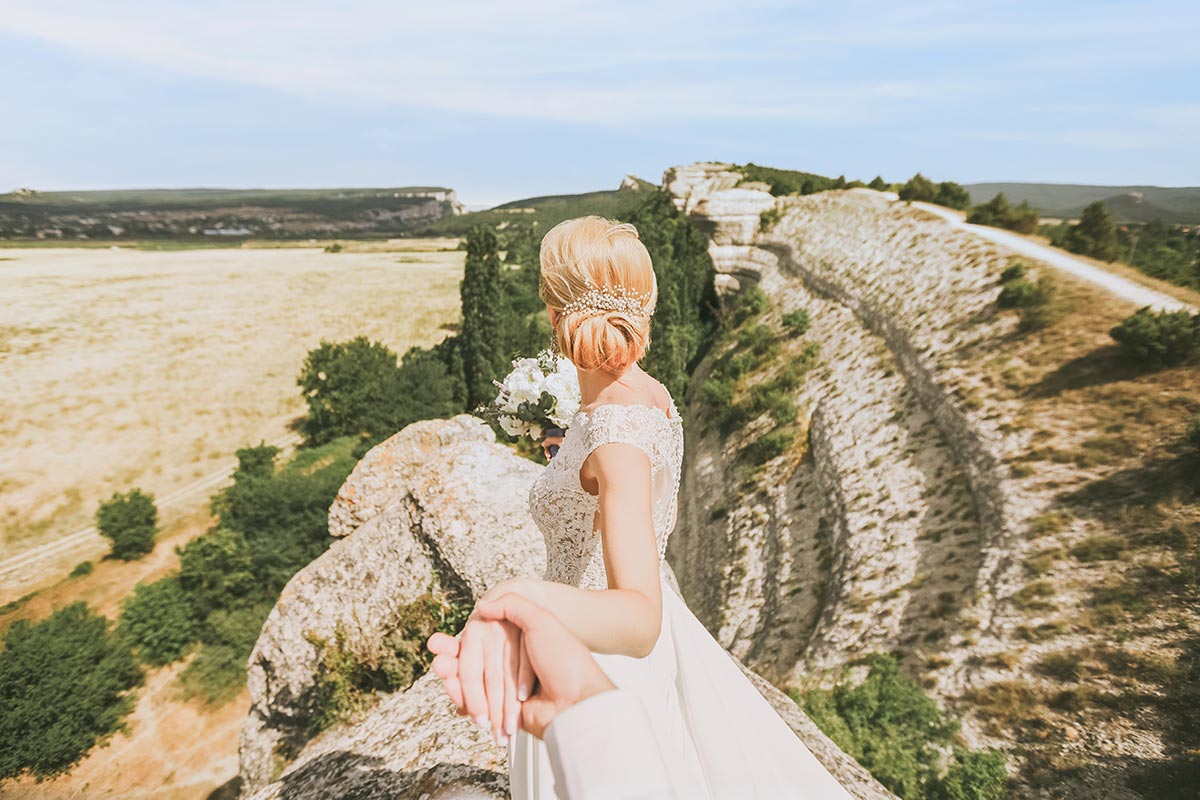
top-left (476, 349), bottom-right (581, 444)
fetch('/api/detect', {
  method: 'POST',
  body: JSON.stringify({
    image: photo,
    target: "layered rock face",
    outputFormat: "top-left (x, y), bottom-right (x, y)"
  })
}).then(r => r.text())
top-left (238, 413), bottom-right (895, 799)
top-left (663, 162), bottom-right (1200, 799)
top-left (664, 166), bottom-right (1036, 696)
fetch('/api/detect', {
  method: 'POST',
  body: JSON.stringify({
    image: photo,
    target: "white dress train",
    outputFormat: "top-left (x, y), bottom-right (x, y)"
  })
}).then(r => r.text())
top-left (514, 397), bottom-right (852, 799)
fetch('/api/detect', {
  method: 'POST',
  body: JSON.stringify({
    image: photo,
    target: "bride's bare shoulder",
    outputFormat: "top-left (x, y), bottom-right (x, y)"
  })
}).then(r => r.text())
top-left (579, 373), bottom-right (673, 416)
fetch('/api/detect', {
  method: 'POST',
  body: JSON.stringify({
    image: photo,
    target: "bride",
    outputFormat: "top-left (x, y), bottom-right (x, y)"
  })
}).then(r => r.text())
top-left (435, 215), bottom-right (852, 799)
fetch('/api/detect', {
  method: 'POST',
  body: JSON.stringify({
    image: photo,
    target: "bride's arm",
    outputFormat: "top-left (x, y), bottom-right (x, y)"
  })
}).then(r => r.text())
top-left (483, 442), bottom-right (663, 659)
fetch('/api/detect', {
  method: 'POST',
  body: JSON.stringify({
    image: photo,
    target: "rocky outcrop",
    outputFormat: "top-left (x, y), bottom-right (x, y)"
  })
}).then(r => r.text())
top-left (240, 413), bottom-right (895, 799)
top-left (239, 415), bottom-right (546, 796)
top-left (663, 164), bottom-right (1049, 698)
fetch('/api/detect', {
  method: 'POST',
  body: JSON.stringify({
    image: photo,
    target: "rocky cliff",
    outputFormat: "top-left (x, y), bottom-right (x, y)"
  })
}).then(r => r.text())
top-left (664, 163), bottom-right (1200, 799)
top-left (237, 414), bottom-right (895, 799)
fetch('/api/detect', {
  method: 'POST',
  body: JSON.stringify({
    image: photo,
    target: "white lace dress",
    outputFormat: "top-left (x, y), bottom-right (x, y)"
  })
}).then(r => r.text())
top-left (509, 397), bottom-right (853, 799)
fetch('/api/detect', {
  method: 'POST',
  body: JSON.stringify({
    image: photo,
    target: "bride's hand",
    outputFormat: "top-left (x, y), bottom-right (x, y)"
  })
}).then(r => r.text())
top-left (541, 426), bottom-right (565, 460)
top-left (453, 611), bottom-right (526, 744)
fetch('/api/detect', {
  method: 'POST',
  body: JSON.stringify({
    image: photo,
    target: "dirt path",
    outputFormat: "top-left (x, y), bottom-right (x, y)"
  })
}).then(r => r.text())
top-left (0, 433), bottom-right (300, 605)
top-left (910, 200), bottom-right (1197, 313)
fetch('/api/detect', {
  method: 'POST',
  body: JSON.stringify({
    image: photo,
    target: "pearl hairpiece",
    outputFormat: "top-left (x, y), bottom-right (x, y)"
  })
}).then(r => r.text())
top-left (560, 283), bottom-right (653, 320)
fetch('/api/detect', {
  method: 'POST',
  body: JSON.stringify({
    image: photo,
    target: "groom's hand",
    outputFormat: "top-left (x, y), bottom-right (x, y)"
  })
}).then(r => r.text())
top-left (470, 592), bottom-right (616, 738)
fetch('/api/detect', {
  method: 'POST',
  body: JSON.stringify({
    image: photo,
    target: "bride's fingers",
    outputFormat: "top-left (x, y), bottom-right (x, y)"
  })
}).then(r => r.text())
top-left (517, 634), bottom-right (534, 705)
top-left (484, 624), bottom-right (507, 742)
top-left (443, 675), bottom-right (467, 715)
top-left (431, 652), bottom-right (458, 679)
top-left (457, 623), bottom-right (489, 728)
top-left (427, 631), bottom-right (460, 657)
top-left (503, 624), bottom-right (520, 738)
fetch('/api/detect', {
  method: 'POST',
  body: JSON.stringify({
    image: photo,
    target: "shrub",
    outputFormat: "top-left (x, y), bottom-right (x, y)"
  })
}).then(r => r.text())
top-left (1109, 307), bottom-right (1200, 369)
top-left (999, 262), bottom-right (1027, 283)
top-left (177, 527), bottom-right (258, 620)
top-left (119, 576), bottom-right (199, 666)
top-left (69, 560), bottom-right (93, 578)
top-left (782, 308), bottom-right (810, 334)
top-left (760, 206), bottom-right (783, 233)
top-left (1069, 534), bottom-right (1125, 562)
top-left (96, 488), bottom-right (157, 560)
top-left (932, 749), bottom-right (1008, 800)
top-left (0, 602), bottom-right (142, 780)
top-left (744, 429), bottom-right (794, 464)
top-left (899, 173), bottom-right (938, 204)
top-left (323, 242), bottom-right (342, 253)
top-left (179, 600), bottom-right (274, 705)
top-left (307, 590), bottom-right (471, 734)
top-left (1066, 201), bottom-right (1119, 262)
top-left (934, 181), bottom-right (972, 211)
top-left (968, 193), bottom-right (1039, 234)
top-left (796, 654), bottom-right (1006, 800)
top-left (997, 278), bottom-right (1044, 309)
top-left (729, 285), bottom-right (770, 327)
top-left (701, 376), bottom-right (735, 409)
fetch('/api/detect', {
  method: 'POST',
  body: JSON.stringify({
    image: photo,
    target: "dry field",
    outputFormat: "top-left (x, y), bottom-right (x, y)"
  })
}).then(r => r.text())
top-left (0, 239), bottom-right (464, 602)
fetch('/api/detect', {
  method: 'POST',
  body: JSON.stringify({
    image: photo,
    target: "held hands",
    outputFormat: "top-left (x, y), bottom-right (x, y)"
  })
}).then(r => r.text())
top-left (426, 591), bottom-right (616, 740)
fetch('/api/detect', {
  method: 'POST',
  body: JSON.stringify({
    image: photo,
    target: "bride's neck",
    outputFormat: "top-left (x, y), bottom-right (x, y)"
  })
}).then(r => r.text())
top-left (577, 363), bottom-right (643, 406)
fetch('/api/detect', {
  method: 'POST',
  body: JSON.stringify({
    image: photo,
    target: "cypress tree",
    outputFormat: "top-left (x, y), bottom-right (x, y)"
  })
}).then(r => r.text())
top-left (459, 225), bottom-right (508, 408)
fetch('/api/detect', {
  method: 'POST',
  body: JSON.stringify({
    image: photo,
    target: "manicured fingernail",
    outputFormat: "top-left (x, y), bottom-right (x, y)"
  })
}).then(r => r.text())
top-left (506, 713), bottom-right (518, 736)
top-left (474, 714), bottom-right (489, 729)
top-left (517, 686), bottom-right (529, 702)
top-left (497, 733), bottom-right (508, 745)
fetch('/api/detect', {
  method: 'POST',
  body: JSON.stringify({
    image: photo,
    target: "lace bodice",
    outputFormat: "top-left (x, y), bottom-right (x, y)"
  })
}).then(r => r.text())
top-left (528, 396), bottom-right (684, 591)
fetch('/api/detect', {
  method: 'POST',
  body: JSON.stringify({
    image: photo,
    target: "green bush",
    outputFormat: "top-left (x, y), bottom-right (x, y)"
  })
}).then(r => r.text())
top-left (69, 560), bottom-right (93, 578)
top-left (119, 576), bottom-right (198, 666)
top-left (0, 602), bottom-right (142, 780)
top-left (797, 654), bottom-right (1007, 800)
top-left (997, 270), bottom-right (1062, 332)
top-left (729, 285), bottom-right (770, 327)
top-left (1065, 201), bottom-right (1119, 262)
top-left (968, 193), bottom-right (1039, 234)
top-left (760, 206), bottom-right (783, 233)
top-left (179, 600), bottom-right (273, 705)
top-left (997, 278), bottom-right (1044, 310)
top-left (1109, 307), bottom-right (1200, 369)
top-left (932, 749), bottom-right (1009, 800)
top-left (744, 429), bottom-right (794, 463)
top-left (782, 308), bottom-right (810, 334)
top-left (307, 590), bottom-right (471, 734)
top-left (999, 262), bottom-right (1027, 283)
top-left (96, 488), bottom-right (158, 560)
top-left (209, 440), bottom-right (356, 594)
top-left (934, 181), bottom-right (972, 211)
top-left (298, 337), bottom-right (464, 453)
top-left (899, 173), bottom-right (938, 204)
top-left (177, 526), bottom-right (258, 620)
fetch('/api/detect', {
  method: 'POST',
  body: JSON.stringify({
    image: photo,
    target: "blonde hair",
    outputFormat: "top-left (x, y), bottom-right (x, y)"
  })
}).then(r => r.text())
top-left (538, 215), bottom-right (657, 373)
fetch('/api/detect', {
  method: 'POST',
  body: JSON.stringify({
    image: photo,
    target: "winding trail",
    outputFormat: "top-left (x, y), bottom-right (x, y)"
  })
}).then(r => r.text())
top-left (909, 200), bottom-right (1197, 313)
top-left (0, 432), bottom-right (302, 591)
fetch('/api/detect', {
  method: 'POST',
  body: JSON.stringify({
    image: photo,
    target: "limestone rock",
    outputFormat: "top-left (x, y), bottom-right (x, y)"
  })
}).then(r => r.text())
top-left (239, 414), bottom-right (545, 795)
top-left (239, 411), bottom-right (894, 799)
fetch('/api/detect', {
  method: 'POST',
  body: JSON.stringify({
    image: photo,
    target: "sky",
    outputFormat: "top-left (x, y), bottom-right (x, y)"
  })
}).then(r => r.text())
top-left (1, 0), bottom-right (1197, 208)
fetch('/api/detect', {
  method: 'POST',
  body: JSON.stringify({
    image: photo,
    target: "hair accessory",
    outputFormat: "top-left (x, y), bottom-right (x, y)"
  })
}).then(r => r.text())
top-left (560, 284), bottom-right (652, 320)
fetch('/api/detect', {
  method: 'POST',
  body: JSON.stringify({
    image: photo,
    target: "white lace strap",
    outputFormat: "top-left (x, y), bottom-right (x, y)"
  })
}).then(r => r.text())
top-left (578, 406), bottom-right (666, 478)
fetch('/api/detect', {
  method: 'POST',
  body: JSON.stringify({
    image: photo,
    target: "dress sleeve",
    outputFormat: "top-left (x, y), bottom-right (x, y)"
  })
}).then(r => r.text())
top-left (578, 407), bottom-right (666, 478)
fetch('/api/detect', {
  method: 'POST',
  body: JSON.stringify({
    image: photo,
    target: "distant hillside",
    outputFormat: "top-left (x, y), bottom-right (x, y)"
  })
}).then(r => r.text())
top-left (0, 186), bottom-right (464, 240)
top-left (964, 182), bottom-right (1200, 225)
top-left (413, 175), bottom-right (657, 236)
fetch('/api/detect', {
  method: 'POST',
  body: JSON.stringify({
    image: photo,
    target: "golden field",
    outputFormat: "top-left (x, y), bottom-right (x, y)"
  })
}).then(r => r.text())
top-left (0, 239), bottom-right (464, 603)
